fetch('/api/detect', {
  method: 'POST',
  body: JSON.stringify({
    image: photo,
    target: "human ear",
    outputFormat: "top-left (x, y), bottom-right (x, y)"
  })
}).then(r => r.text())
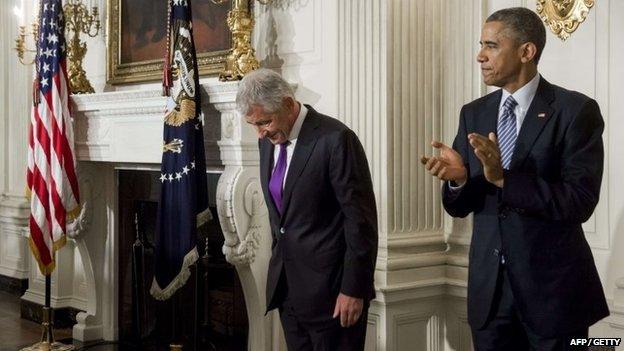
top-left (520, 42), bottom-right (537, 63)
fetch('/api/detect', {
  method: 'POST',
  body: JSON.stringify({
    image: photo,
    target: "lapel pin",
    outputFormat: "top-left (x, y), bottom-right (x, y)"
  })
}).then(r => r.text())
top-left (537, 112), bottom-right (546, 118)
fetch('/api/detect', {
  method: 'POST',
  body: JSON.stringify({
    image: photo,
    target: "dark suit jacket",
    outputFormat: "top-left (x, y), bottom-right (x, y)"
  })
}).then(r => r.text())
top-left (443, 77), bottom-right (609, 338)
top-left (260, 105), bottom-right (378, 327)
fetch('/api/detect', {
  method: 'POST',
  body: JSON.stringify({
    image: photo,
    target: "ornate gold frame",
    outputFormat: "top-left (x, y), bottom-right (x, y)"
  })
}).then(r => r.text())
top-left (536, 0), bottom-right (594, 41)
top-left (107, 0), bottom-right (230, 84)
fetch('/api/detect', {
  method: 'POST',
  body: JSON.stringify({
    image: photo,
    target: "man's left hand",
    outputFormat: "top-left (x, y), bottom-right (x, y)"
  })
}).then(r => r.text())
top-left (333, 293), bottom-right (363, 328)
top-left (468, 132), bottom-right (504, 188)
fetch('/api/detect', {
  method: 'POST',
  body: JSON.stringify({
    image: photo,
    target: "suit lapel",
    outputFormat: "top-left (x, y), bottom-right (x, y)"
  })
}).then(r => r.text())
top-left (259, 139), bottom-right (280, 216)
top-left (478, 90), bottom-right (502, 137)
top-left (509, 78), bottom-right (555, 169)
top-left (280, 107), bottom-right (320, 217)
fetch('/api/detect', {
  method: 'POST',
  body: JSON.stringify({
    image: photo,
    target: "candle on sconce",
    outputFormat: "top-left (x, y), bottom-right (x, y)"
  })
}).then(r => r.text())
top-left (12, 0), bottom-right (26, 27)
top-left (12, 6), bottom-right (23, 24)
top-left (30, 0), bottom-right (39, 23)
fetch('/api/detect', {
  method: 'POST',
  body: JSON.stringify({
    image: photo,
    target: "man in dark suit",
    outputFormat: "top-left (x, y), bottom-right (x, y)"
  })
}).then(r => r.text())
top-left (236, 69), bottom-right (378, 350)
top-left (421, 7), bottom-right (609, 350)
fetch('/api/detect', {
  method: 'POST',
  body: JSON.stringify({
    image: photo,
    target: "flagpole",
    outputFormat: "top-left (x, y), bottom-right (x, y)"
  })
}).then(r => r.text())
top-left (42, 274), bottom-right (53, 343)
top-left (200, 237), bottom-right (216, 350)
top-left (169, 293), bottom-right (183, 351)
top-left (21, 274), bottom-right (74, 351)
top-left (162, 2), bottom-right (181, 349)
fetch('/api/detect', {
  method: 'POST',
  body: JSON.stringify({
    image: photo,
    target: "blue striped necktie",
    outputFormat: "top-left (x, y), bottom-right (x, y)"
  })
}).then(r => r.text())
top-left (497, 95), bottom-right (518, 169)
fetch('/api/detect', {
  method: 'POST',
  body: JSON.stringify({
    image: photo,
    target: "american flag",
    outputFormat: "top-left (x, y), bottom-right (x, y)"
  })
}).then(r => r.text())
top-left (26, 0), bottom-right (80, 275)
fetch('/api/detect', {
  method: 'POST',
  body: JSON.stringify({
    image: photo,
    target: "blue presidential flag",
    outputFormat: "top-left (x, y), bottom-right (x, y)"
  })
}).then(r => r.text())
top-left (150, 0), bottom-right (211, 300)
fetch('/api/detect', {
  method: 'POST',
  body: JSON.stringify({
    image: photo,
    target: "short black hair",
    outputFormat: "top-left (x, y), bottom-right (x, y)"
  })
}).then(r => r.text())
top-left (486, 7), bottom-right (547, 64)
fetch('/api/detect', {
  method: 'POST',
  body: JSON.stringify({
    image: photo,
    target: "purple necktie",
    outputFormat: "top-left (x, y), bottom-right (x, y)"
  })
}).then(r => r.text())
top-left (269, 142), bottom-right (289, 213)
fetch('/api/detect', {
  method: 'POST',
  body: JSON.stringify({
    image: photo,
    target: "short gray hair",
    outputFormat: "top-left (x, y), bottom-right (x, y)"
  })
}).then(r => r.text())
top-left (236, 68), bottom-right (295, 116)
top-left (486, 7), bottom-right (546, 64)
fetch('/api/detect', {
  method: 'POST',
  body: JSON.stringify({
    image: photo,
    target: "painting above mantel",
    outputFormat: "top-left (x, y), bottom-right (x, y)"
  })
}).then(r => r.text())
top-left (107, 0), bottom-right (232, 84)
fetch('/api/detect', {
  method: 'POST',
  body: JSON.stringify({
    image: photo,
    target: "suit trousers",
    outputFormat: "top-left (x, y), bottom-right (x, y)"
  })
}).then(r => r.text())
top-left (472, 262), bottom-right (588, 351)
top-left (279, 297), bottom-right (369, 351)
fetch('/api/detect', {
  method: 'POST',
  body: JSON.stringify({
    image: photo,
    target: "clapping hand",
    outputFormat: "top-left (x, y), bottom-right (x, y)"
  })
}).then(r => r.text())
top-left (420, 141), bottom-right (467, 185)
top-left (468, 132), bottom-right (504, 187)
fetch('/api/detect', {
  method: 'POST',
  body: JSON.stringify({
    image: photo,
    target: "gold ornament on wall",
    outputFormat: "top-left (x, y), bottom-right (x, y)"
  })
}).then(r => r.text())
top-left (536, 0), bottom-right (594, 41)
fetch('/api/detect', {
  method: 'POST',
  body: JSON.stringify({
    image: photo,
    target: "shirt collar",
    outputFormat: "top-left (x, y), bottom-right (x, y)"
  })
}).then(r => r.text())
top-left (500, 73), bottom-right (541, 112)
top-left (288, 103), bottom-right (307, 142)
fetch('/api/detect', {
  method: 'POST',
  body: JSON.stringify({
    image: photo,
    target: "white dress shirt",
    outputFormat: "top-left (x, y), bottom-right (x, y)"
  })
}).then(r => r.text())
top-left (272, 103), bottom-right (308, 189)
top-left (499, 72), bottom-right (541, 135)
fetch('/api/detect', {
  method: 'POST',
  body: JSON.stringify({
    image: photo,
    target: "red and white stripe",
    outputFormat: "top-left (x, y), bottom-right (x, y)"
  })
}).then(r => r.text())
top-left (26, 60), bottom-right (80, 274)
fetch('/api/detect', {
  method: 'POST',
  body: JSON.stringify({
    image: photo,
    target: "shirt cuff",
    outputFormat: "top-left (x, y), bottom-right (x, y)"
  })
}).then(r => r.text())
top-left (447, 181), bottom-right (465, 193)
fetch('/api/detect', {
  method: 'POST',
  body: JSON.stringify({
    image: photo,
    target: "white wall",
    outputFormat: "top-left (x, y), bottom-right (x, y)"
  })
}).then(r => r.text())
top-left (0, 0), bottom-right (35, 282)
top-left (254, 0), bottom-right (339, 116)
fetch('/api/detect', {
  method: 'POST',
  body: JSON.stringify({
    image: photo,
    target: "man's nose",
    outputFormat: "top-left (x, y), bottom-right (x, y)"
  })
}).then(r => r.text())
top-left (476, 49), bottom-right (486, 63)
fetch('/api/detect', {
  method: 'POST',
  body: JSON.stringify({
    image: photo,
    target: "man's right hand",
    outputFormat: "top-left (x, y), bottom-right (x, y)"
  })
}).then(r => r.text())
top-left (420, 141), bottom-right (467, 186)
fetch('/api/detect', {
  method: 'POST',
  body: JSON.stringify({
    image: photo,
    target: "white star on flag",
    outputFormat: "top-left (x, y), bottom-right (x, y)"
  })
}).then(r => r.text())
top-left (182, 166), bottom-right (190, 175)
top-left (160, 174), bottom-right (167, 183)
top-left (40, 77), bottom-right (49, 87)
top-left (175, 172), bottom-right (182, 181)
top-left (46, 33), bottom-right (58, 44)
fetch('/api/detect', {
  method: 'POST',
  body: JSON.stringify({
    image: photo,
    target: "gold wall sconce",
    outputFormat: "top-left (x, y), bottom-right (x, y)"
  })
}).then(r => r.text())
top-left (211, 0), bottom-right (272, 81)
top-left (14, 22), bottom-right (40, 65)
top-left (63, 0), bottom-right (100, 94)
top-left (14, 0), bottom-right (100, 94)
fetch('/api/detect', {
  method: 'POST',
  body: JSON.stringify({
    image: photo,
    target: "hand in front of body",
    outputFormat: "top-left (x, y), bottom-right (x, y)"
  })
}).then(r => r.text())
top-left (468, 132), bottom-right (504, 188)
top-left (420, 141), bottom-right (467, 186)
top-left (333, 293), bottom-right (363, 328)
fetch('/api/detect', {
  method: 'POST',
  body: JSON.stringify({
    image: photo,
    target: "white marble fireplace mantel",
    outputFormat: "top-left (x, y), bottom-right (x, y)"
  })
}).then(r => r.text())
top-left (72, 89), bottom-right (166, 164)
top-left (21, 80), bottom-right (276, 349)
